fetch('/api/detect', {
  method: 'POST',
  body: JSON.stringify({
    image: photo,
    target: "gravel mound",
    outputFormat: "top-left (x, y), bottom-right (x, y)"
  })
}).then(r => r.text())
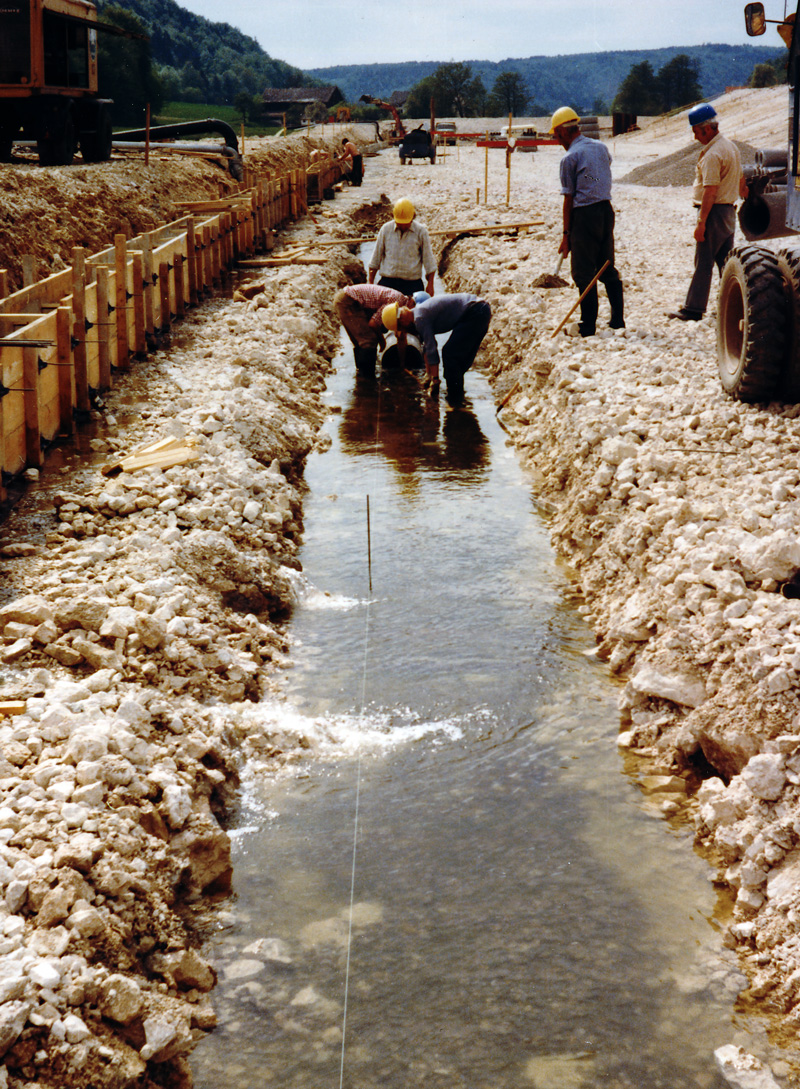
top-left (618, 139), bottom-right (759, 187)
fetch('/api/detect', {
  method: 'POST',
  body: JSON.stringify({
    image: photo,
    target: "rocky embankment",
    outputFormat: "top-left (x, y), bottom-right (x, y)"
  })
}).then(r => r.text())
top-left (0, 133), bottom-right (368, 1088)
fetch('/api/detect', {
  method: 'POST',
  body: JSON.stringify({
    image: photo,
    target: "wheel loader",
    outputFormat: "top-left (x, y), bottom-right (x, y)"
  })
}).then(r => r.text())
top-left (716, 2), bottom-right (800, 401)
top-left (0, 0), bottom-right (143, 165)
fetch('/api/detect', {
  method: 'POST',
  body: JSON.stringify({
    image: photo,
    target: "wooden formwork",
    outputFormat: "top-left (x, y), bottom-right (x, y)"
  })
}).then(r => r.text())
top-left (0, 164), bottom-right (310, 504)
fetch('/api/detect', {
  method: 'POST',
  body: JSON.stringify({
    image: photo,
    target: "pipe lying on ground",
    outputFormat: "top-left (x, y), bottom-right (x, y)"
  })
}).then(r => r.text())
top-left (739, 189), bottom-right (798, 241)
top-left (380, 331), bottom-right (424, 371)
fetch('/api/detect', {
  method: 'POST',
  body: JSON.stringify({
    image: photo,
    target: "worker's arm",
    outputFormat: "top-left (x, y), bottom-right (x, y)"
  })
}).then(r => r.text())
top-left (368, 268), bottom-right (377, 284)
top-left (559, 194), bottom-right (573, 257)
top-left (695, 184), bottom-right (719, 242)
top-left (425, 270), bottom-right (435, 296)
top-left (739, 173), bottom-right (750, 200)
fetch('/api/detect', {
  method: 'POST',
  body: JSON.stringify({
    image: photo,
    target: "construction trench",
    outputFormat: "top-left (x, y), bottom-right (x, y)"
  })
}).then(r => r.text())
top-left (3, 99), bottom-right (800, 1087)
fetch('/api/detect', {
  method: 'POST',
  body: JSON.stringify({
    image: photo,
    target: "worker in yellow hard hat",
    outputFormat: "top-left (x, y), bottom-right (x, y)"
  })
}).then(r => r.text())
top-left (368, 197), bottom-right (436, 296)
top-left (550, 105), bottom-right (624, 337)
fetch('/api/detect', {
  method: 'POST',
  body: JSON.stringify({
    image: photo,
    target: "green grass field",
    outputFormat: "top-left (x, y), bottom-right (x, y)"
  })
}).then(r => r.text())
top-left (153, 101), bottom-right (281, 137)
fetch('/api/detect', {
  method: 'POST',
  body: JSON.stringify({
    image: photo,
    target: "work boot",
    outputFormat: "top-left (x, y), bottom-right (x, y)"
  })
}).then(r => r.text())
top-left (667, 307), bottom-right (702, 321)
top-left (607, 279), bottom-right (625, 329)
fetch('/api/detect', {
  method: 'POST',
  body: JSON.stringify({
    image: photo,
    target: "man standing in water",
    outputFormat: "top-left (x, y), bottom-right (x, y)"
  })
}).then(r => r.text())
top-left (368, 198), bottom-right (436, 297)
top-left (382, 293), bottom-right (491, 407)
top-left (550, 106), bottom-right (624, 337)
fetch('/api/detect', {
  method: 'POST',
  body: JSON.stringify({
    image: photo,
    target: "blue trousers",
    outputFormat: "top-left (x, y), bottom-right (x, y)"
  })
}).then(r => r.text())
top-left (441, 300), bottom-right (492, 381)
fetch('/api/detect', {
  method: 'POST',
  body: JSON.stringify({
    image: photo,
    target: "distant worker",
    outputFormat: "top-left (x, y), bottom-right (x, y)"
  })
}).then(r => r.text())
top-left (551, 106), bottom-right (624, 337)
top-left (668, 103), bottom-right (747, 322)
top-left (382, 293), bottom-right (491, 407)
top-left (369, 198), bottom-right (436, 297)
top-left (334, 282), bottom-right (413, 374)
top-left (339, 138), bottom-right (363, 186)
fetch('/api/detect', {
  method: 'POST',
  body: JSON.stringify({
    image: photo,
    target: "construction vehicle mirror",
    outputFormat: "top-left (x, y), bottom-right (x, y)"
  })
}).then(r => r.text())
top-left (744, 2), bottom-right (767, 35)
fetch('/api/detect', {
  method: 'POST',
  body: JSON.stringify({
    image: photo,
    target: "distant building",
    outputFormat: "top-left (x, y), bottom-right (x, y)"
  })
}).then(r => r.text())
top-left (261, 86), bottom-right (345, 122)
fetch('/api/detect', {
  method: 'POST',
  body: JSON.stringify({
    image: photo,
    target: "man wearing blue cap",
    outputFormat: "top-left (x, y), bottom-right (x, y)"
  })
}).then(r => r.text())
top-left (668, 103), bottom-right (747, 321)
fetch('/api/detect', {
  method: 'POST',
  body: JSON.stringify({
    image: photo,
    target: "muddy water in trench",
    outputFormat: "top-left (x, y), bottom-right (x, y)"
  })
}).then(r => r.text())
top-left (190, 328), bottom-right (751, 1089)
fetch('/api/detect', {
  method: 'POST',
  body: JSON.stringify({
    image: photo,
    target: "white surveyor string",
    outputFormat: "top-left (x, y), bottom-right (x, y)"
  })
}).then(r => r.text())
top-left (339, 376), bottom-right (383, 1089)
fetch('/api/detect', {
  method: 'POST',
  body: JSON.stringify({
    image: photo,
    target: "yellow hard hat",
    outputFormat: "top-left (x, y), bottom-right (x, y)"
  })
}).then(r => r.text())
top-left (549, 106), bottom-right (580, 134)
top-left (393, 198), bottom-right (415, 224)
top-left (382, 303), bottom-right (399, 331)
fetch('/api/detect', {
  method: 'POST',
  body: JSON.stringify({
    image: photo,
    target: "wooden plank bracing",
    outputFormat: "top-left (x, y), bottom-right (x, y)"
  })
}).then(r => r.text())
top-left (0, 155), bottom-right (315, 495)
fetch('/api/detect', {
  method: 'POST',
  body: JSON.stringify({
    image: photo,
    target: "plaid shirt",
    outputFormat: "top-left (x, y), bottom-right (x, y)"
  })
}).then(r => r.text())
top-left (368, 220), bottom-right (436, 281)
top-left (344, 283), bottom-right (405, 328)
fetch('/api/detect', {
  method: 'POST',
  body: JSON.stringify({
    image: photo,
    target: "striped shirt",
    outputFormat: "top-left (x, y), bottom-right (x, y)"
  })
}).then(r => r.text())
top-left (369, 220), bottom-right (437, 281)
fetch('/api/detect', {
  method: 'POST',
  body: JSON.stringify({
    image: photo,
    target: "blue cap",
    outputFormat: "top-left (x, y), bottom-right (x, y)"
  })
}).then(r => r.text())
top-left (688, 103), bottom-right (717, 126)
top-left (412, 291), bottom-right (430, 304)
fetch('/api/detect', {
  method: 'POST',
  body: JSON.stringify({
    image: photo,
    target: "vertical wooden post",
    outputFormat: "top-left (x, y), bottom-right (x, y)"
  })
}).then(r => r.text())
top-left (131, 252), bottom-right (146, 357)
top-left (114, 234), bottom-right (130, 370)
top-left (141, 232), bottom-right (155, 343)
top-left (255, 178), bottom-right (265, 251)
top-left (202, 225), bottom-right (212, 292)
top-left (71, 246), bottom-right (89, 416)
top-left (185, 217), bottom-right (198, 307)
top-left (159, 260), bottom-right (171, 335)
top-left (484, 131), bottom-right (489, 204)
top-left (22, 346), bottom-right (42, 468)
top-left (210, 220), bottom-right (221, 285)
top-left (174, 253), bottom-right (185, 319)
top-left (96, 265), bottom-right (111, 389)
top-left (56, 306), bottom-right (74, 436)
top-left (0, 370), bottom-right (5, 503)
top-left (0, 271), bottom-right (8, 299)
top-left (21, 256), bottom-right (37, 287)
top-left (145, 102), bottom-right (151, 168)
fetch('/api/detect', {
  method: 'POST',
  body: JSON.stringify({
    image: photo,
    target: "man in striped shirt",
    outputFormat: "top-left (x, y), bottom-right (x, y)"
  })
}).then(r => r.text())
top-left (334, 282), bottom-right (413, 374)
top-left (368, 198), bottom-right (436, 296)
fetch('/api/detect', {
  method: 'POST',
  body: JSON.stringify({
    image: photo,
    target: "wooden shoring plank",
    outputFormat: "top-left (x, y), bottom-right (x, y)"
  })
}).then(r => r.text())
top-left (141, 232), bottom-right (156, 342)
top-left (0, 268), bottom-right (71, 317)
top-left (96, 265), bottom-right (111, 389)
top-left (173, 195), bottom-right (253, 213)
top-left (22, 345), bottom-right (42, 468)
top-left (185, 218), bottom-right (198, 307)
top-left (0, 271), bottom-right (7, 300)
top-left (118, 446), bottom-right (199, 472)
top-left (159, 260), bottom-right (171, 336)
top-left (34, 312), bottom-right (62, 445)
top-left (255, 178), bottom-right (266, 250)
top-left (114, 235), bottom-right (130, 370)
top-left (55, 307), bottom-right (74, 436)
top-left (225, 211), bottom-right (235, 271)
top-left (0, 389), bottom-right (5, 503)
top-left (131, 252), bottom-right (146, 357)
top-left (1, 343), bottom-right (26, 480)
top-left (71, 247), bottom-right (89, 416)
top-left (238, 255), bottom-right (327, 268)
top-left (210, 218), bottom-right (221, 286)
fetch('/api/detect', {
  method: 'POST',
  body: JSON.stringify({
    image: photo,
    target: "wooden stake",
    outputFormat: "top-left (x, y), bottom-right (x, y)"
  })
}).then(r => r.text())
top-left (0, 271), bottom-right (8, 299)
top-left (22, 345), bottom-right (42, 468)
top-left (550, 260), bottom-right (611, 338)
top-left (71, 247), bottom-right (89, 414)
top-left (56, 306), bottom-right (74, 435)
top-left (114, 234), bottom-right (130, 370)
top-left (96, 265), bottom-right (111, 388)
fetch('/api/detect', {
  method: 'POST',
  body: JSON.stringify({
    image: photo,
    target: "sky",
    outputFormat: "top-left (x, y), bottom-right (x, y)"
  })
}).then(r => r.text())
top-left (175, 0), bottom-right (784, 70)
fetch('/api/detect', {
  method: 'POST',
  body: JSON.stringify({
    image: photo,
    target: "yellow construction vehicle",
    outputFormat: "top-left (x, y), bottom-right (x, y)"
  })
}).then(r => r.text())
top-left (0, 0), bottom-right (143, 165)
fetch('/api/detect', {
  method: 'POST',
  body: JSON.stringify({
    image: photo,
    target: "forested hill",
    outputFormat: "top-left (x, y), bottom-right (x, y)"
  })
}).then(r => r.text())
top-left (97, 0), bottom-right (307, 104)
top-left (306, 44), bottom-right (785, 113)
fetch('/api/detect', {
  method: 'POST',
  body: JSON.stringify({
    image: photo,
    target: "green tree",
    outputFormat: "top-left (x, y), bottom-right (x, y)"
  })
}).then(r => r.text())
top-left (657, 53), bottom-right (702, 111)
top-left (749, 62), bottom-right (778, 87)
top-left (405, 74), bottom-right (437, 117)
top-left (407, 63), bottom-right (486, 118)
top-left (97, 6), bottom-right (164, 125)
top-left (612, 60), bottom-right (661, 114)
top-left (487, 71), bottom-right (529, 115)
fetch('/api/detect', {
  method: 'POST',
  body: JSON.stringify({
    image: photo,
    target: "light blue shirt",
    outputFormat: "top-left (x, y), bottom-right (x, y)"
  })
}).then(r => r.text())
top-left (559, 134), bottom-right (613, 207)
top-left (412, 293), bottom-right (478, 368)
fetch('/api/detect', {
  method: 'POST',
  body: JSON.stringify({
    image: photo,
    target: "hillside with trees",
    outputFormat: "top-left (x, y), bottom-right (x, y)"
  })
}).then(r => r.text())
top-left (308, 44), bottom-right (786, 115)
top-left (96, 0), bottom-right (308, 114)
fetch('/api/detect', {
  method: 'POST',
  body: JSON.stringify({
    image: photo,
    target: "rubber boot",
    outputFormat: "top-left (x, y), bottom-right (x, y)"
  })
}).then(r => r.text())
top-left (578, 286), bottom-right (598, 337)
top-left (444, 368), bottom-right (465, 407)
top-left (354, 346), bottom-right (377, 377)
top-left (607, 279), bottom-right (625, 329)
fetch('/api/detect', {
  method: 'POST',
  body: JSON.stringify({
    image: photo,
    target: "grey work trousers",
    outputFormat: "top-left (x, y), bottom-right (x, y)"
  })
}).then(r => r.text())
top-left (683, 203), bottom-right (736, 316)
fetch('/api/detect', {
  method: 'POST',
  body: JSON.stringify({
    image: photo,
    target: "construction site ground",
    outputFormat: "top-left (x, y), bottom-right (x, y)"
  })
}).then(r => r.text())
top-left (1, 84), bottom-right (800, 1087)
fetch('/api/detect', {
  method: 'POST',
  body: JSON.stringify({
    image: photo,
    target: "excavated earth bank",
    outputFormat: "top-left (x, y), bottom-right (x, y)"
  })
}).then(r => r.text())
top-left (1, 89), bottom-right (800, 1086)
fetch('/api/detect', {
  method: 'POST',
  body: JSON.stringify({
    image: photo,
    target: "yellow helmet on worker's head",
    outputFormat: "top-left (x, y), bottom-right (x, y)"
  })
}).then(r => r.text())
top-left (549, 106), bottom-right (580, 134)
top-left (382, 303), bottom-right (399, 331)
top-left (393, 198), bottom-right (415, 224)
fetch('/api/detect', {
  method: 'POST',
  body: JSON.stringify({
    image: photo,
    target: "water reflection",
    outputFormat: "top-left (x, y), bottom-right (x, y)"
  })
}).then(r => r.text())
top-left (339, 372), bottom-right (490, 486)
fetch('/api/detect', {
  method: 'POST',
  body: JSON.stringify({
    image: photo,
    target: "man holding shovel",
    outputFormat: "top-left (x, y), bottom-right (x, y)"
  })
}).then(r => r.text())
top-left (550, 106), bottom-right (624, 337)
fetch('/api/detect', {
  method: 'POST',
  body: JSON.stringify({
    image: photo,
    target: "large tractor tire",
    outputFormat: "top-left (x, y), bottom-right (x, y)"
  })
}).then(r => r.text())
top-left (776, 247), bottom-right (800, 402)
top-left (79, 103), bottom-right (113, 163)
top-left (37, 109), bottom-right (75, 166)
top-left (716, 244), bottom-right (787, 401)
